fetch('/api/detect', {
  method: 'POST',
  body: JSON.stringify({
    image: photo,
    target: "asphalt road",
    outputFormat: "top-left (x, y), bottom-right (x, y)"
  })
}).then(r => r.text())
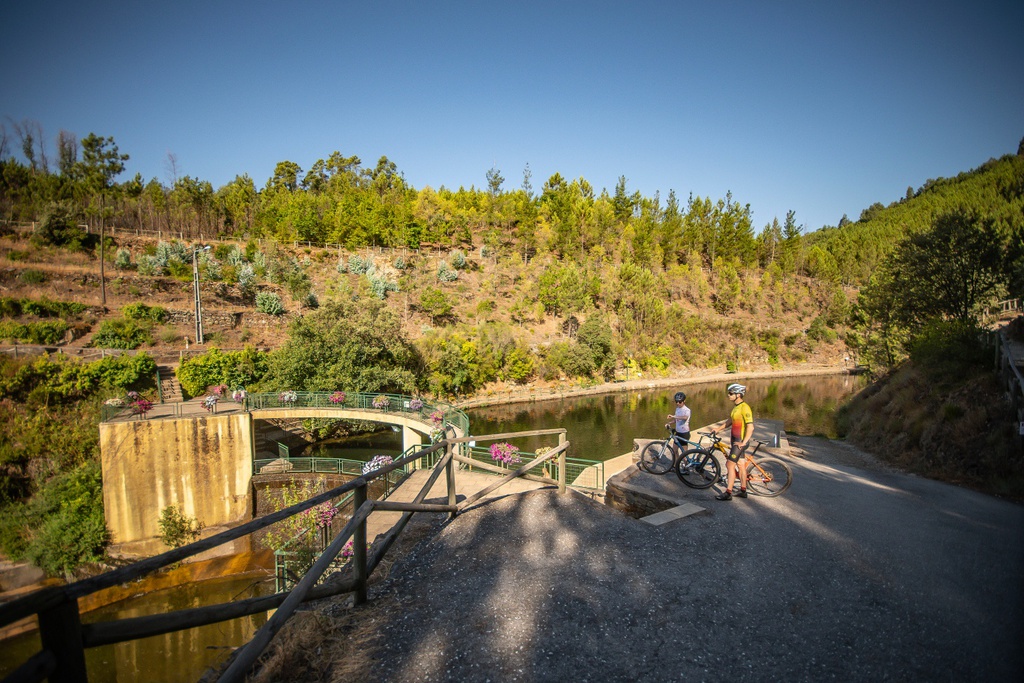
top-left (275, 438), bottom-right (1024, 682)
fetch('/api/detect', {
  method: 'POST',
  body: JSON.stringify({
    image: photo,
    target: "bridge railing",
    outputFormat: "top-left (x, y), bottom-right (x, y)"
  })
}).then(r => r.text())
top-left (0, 430), bottom-right (569, 683)
top-left (244, 391), bottom-right (470, 436)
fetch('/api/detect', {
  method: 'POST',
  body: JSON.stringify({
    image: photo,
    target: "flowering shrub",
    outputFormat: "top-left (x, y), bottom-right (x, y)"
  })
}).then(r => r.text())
top-left (409, 398), bottom-right (424, 411)
top-left (131, 398), bottom-right (154, 417)
top-left (340, 539), bottom-right (355, 560)
top-left (329, 391), bottom-right (347, 405)
top-left (278, 390), bottom-right (298, 404)
top-left (104, 397), bottom-right (125, 407)
top-left (202, 395), bottom-right (218, 412)
top-left (430, 427), bottom-right (445, 443)
top-left (362, 454), bottom-right (394, 474)
top-left (231, 389), bottom-right (247, 402)
top-left (307, 502), bottom-right (337, 529)
top-left (429, 409), bottom-right (445, 426)
top-left (490, 442), bottom-right (521, 466)
top-left (211, 384), bottom-right (227, 396)
top-left (372, 394), bottom-right (391, 410)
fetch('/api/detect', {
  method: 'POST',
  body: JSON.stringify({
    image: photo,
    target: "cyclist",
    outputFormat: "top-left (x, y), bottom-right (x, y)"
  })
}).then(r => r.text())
top-left (711, 382), bottom-right (753, 500)
top-left (665, 391), bottom-right (691, 446)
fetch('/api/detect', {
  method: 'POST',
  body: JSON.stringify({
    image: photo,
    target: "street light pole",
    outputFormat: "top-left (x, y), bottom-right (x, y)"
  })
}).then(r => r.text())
top-left (192, 246), bottom-right (210, 344)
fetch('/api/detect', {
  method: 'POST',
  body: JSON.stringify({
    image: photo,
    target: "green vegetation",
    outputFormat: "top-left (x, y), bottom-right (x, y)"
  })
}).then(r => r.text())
top-left (176, 346), bottom-right (269, 398)
top-left (0, 353), bottom-right (155, 576)
top-left (158, 505), bottom-right (205, 548)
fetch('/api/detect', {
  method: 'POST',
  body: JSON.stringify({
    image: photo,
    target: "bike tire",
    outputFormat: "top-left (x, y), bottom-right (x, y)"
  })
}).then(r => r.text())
top-left (745, 457), bottom-right (792, 496)
top-left (676, 448), bottom-right (720, 489)
top-left (640, 440), bottom-right (675, 475)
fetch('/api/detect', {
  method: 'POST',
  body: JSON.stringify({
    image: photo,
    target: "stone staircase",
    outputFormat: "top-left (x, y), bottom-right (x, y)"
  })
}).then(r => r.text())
top-left (156, 365), bottom-right (183, 403)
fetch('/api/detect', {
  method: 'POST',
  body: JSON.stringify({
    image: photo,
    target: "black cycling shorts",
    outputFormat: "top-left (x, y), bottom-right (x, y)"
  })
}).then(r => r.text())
top-left (727, 443), bottom-right (748, 463)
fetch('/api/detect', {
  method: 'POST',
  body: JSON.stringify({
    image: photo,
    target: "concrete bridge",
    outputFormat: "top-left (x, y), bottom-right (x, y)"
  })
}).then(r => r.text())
top-left (98, 392), bottom-right (467, 558)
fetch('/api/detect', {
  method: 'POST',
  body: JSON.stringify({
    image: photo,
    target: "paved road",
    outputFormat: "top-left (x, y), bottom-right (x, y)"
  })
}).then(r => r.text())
top-left (273, 439), bottom-right (1024, 682)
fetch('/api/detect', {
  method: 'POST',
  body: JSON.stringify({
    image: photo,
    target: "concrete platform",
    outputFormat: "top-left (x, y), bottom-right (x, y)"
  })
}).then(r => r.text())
top-left (604, 420), bottom-right (789, 521)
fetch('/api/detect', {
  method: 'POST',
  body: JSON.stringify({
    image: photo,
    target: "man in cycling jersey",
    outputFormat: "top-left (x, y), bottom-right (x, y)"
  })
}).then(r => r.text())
top-left (665, 391), bottom-right (691, 446)
top-left (711, 383), bottom-right (753, 500)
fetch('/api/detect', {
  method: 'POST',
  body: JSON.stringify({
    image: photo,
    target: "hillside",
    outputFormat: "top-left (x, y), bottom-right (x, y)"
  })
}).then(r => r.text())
top-left (0, 224), bottom-right (853, 389)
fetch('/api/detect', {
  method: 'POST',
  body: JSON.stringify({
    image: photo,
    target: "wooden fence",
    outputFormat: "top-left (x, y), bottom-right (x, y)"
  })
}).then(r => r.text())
top-left (0, 428), bottom-right (569, 683)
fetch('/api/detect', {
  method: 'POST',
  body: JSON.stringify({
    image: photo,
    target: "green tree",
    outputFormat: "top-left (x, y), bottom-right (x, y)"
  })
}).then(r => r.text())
top-left (260, 299), bottom-right (418, 394)
top-left (887, 209), bottom-right (1012, 327)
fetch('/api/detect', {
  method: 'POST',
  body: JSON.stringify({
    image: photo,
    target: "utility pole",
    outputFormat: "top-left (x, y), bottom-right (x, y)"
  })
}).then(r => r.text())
top-left (192, 246), bottom-right (210, 344)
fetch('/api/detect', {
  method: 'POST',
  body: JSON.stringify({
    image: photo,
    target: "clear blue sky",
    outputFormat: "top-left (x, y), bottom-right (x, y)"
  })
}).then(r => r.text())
top-left (2, 0), bottom-right (1021, 232)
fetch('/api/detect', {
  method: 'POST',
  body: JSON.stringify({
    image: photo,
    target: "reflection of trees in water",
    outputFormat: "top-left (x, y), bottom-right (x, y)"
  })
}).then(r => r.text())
top-left (81, 577), bottom-right (271, 683)
top-left (468, 375), bottom-right (867, 459)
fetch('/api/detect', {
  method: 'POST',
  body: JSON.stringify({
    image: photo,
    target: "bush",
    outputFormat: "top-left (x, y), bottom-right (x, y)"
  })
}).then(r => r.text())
top-left (348, 254), bottom-right (371, 274)
top-left (175, 346), bottom-right (269, 398)
top-left (122, 303), bottom-right (168, 323)
top-left (35, 203), bottom-right (87, 250)
top-left (158, 505), bottom-right (205, 548)
top-left (0, 319), bottom-right (70, 344)
top-left (450, 251), bottom-right (467, 269)
top-left (23, 462), bottom-right (109, 577)
top-left (90, 318), bottom-right (153, 349)
top-left (19, 297), bottom-right (88, 318)
top-left (437, 262), bottom-right (458, 282)
top-left (256, 291), bottom-right (285, 315)
top-left (114, 248), bottom-right (132, 270)
top-left (18, 269), bottom-right (47, 284)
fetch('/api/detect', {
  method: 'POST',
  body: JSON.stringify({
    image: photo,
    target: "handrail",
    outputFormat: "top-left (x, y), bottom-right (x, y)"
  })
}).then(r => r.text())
top-left (0, 428), bottom-right (573, 683)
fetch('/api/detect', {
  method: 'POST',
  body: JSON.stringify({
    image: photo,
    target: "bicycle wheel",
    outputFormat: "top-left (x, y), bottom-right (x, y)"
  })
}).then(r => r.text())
top-left (745, 457), bottom-right (792, 496)
top-left (676, 448), bottom-right (720, 488)
top-left (640, 440), bottom-right (675, 475)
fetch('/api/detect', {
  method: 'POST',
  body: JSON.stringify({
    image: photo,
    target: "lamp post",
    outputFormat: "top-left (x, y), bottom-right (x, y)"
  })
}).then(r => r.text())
top-left (192, 246), bottom-right (211, 344)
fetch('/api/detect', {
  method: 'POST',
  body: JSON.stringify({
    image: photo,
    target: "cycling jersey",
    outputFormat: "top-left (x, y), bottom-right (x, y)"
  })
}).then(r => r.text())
top-left (729, 401), bottom-right (753, 444)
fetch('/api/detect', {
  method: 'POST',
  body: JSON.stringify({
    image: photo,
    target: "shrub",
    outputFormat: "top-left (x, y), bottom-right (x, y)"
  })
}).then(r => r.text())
top-left (437, 262), bottom-right (458, 282)
top-left (91, 318), bottom-right (152, 349)
top-left (114, 248), bottom-right (132, 270)
top-left (176, 347), bottom-right (269, 398)
top-left (35, 203), bottom-right (87, 250)
top-left (237, 264), bottom-right (257, 299)
top-left (158, 505), bottom-right (205, 549)
top-left (336, 257), bottom-right (347, 273)
top-left (0, 320), bottom-right (70, 344)
top-left (19, 269), bottom-right (47, 284)
top-left (393, 256), bottom-right (406, 270)
top-left (122, 303), bottom-right (168, 323)
top-left (23, 462), bottom-right (109, 577)
top-left (256, 291), bottom-right (285, 315)
top-left (20, 297), bottom-right (88, 318)
top-left (348, 254), bottom-right (371, 274)
top-left (450, 250), bottom-right (467, 269)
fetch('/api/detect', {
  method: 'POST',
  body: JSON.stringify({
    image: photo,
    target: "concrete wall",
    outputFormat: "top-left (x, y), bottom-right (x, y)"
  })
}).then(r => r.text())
top-left (99, 413), bottom-right (254, 558)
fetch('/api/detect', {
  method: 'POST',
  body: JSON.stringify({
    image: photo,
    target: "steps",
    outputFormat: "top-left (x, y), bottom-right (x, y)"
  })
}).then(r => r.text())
top-left (156, 365), bottom-right (183, 403)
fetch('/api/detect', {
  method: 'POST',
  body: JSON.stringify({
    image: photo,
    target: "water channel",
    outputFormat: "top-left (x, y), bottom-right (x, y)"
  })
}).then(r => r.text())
top-left (0, 373), bottom-right (866, 681)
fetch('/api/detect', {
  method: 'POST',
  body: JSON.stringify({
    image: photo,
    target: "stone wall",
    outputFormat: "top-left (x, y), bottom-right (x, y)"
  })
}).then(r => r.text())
top-left (99, 413), bottom-right (254, 558)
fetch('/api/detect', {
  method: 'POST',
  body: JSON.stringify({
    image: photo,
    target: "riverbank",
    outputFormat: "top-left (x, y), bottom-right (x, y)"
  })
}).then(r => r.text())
top-left (453, 362), bottom-right (856, 410)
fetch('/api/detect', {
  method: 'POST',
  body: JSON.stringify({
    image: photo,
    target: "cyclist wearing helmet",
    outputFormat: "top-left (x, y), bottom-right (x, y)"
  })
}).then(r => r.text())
top-left (711, 383), bottom-right (753, 500)
top-left (666, 391), bottom-right (691, 445)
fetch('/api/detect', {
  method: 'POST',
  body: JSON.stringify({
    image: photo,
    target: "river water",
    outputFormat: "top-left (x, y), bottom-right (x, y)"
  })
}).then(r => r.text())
top-left (0, 374), bottom-right (865, 681)
top-left (466, 374), bottom-right (868, 461)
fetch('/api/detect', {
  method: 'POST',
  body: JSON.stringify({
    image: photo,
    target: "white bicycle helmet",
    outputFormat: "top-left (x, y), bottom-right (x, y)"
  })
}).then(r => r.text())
top-left (726, 383), bottom-right (746, 396)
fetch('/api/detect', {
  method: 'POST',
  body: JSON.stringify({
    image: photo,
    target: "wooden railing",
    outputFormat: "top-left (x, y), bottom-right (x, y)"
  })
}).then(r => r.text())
top-left (0, 428), bottom-right (570, 683)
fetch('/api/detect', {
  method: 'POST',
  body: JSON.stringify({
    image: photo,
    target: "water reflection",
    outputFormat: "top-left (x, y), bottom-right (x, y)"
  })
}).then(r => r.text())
top-left (467, 375), bottom-right (866, 462)
top-left (0, 575), bottom-right (272, 683)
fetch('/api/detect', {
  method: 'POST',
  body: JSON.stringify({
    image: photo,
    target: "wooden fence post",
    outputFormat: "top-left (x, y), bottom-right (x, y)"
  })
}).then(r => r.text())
top-left (446, 441), bottom-right (457, 519)
top-left (37, 597), bottom-right (88, 683)
top-left (353, 483), bottom-right (368, 605)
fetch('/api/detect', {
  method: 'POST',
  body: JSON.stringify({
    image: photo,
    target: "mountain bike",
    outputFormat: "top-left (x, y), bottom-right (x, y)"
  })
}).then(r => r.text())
top-left (697, 431), bottom-right (793, 497)
top-left (639, 427), bottom-right (721, 488)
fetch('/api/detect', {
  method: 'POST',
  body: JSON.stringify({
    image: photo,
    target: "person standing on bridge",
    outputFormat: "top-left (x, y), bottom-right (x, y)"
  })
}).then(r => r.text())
top-left (711, 383), bottom-right (753, 500)
top-left (666, 391), bottom-right (691, 446)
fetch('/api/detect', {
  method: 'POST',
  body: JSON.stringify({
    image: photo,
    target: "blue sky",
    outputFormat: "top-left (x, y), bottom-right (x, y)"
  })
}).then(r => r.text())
top-left (1, 0), bottom-right (1021, 232)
